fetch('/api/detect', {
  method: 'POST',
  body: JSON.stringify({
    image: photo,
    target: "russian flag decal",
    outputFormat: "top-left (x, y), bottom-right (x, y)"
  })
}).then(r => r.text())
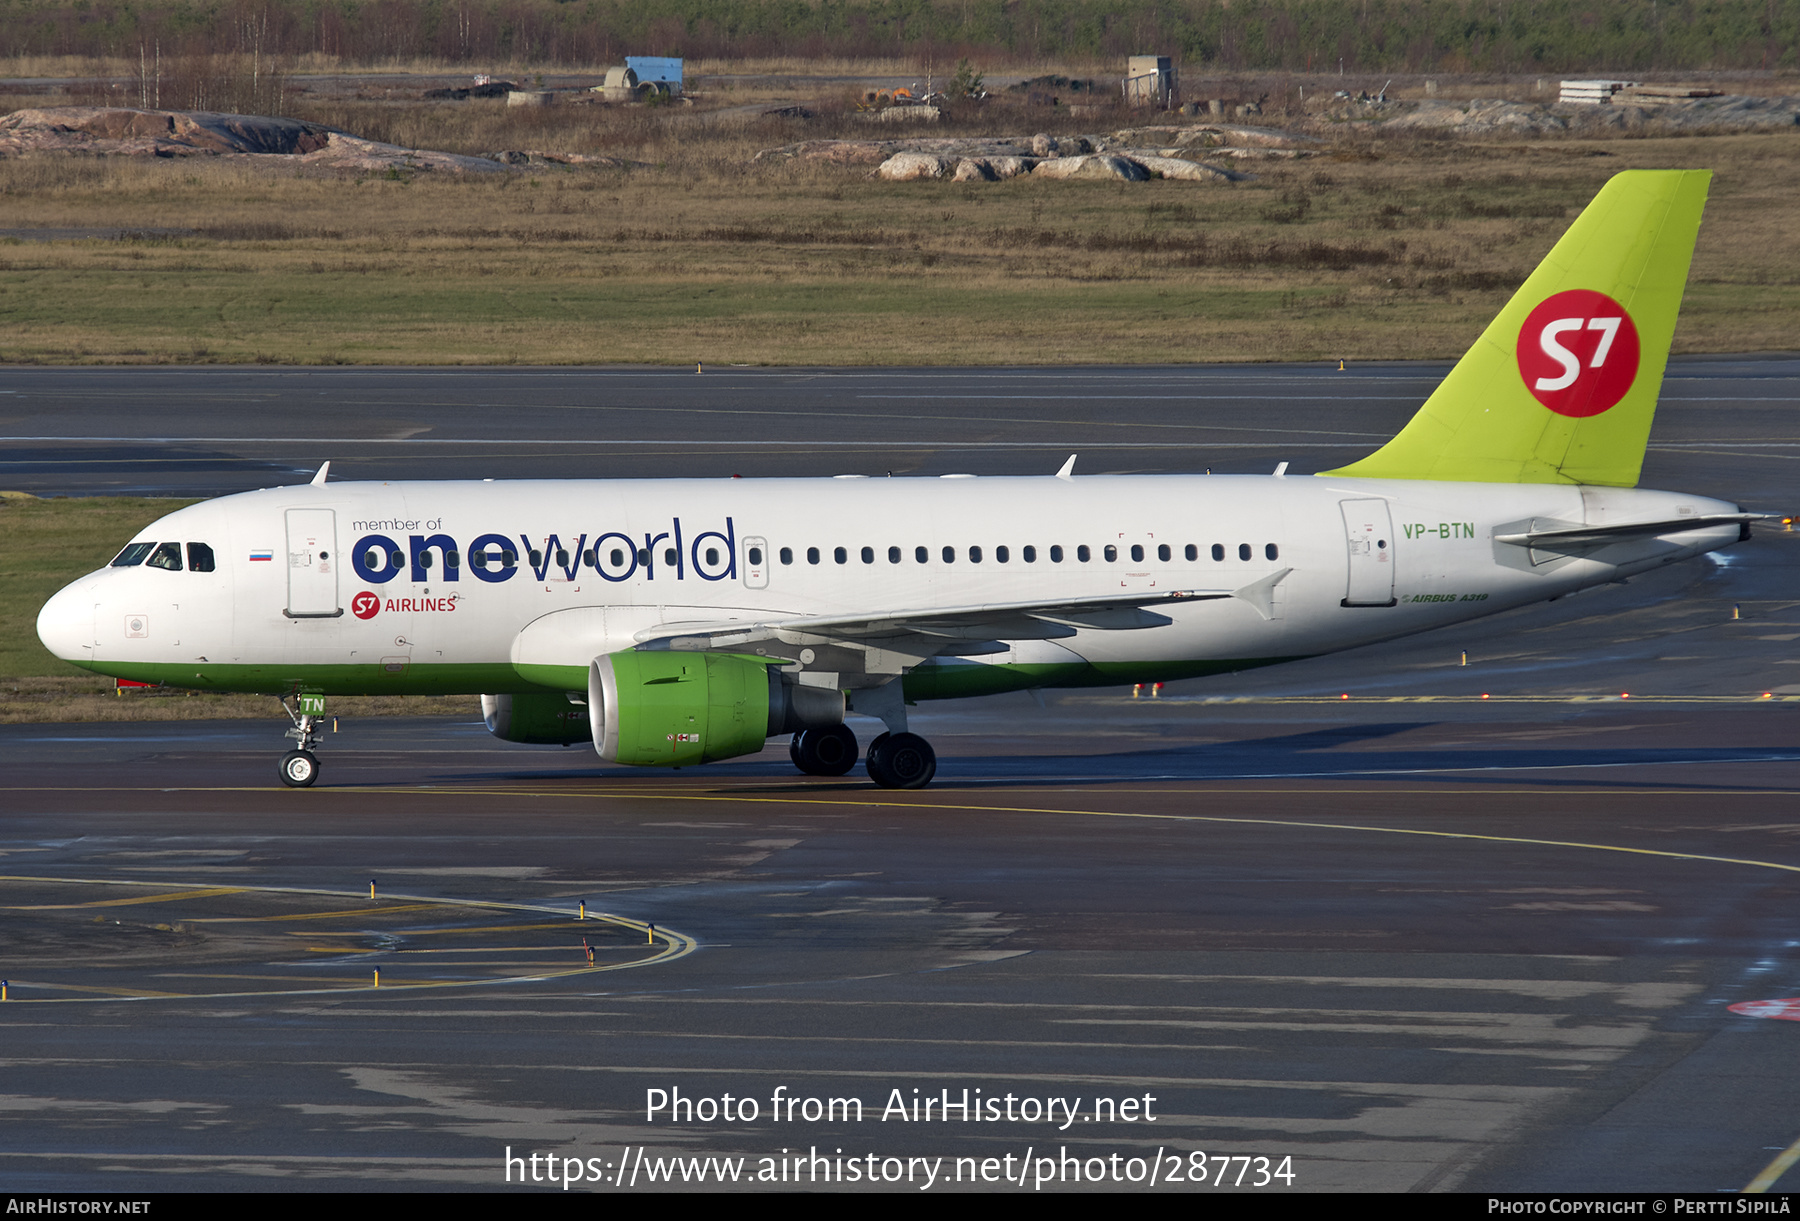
top-left (250, 549), bottom-right (273, 562)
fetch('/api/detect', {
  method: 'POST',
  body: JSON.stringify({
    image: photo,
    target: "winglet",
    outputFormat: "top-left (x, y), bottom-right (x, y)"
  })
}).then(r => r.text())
top-left (1055, 454), bottom-right (1077, 480)
top-left (311, 462), bottom-right (331, 486)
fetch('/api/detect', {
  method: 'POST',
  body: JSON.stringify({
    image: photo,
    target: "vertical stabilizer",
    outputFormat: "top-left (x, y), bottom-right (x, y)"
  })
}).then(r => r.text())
top-left (1322, 170), bottom-right (1710, 487)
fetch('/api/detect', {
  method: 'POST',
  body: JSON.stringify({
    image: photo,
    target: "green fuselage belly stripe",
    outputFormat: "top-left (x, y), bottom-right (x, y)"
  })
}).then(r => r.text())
top-left (64, 659), bottom-right (547, 697)
top-left (70, 656), bottom-right (1308, 700)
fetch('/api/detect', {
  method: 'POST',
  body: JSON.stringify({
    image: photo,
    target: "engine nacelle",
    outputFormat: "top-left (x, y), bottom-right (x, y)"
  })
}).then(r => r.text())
top-left (480, 692), bottom-right (590, 745)
top-left (588, 651), bottom-right (842, 767)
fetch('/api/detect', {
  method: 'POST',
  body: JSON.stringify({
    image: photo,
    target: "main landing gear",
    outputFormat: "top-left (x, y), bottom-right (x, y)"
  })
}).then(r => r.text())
top-left (789, 725), bottom-right (938, 789)
top-left (278, 695), bottom-right (323, 788)
top-left (790, 724), bottom-right (859, 776)
top-left (865, 732), bottom-right (937, 790)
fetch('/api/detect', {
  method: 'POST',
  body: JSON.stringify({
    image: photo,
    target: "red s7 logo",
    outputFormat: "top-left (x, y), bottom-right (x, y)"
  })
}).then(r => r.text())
top-left (1515, 289), bottom-right (1640, 417)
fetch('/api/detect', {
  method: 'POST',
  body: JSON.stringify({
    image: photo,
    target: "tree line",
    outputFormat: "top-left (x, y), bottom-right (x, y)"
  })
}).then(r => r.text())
top-left (5, 0), bottom-right (1796, 73)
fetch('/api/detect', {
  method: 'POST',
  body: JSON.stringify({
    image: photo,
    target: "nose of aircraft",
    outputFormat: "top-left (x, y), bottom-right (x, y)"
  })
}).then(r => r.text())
top-left (36, 577), bottom-right (95, 669)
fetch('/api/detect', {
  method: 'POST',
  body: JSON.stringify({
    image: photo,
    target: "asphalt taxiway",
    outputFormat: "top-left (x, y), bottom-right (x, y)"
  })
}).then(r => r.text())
top-left (2, 363), bottom-right (1798, 1193)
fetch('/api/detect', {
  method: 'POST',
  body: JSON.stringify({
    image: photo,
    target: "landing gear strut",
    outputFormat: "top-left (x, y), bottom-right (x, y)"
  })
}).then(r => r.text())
top-left (791, 724), bottom-right (859, 776)
top-left (865, 732), bottom-right (937, 790)
top-left (278, 695), bottom-right (323, 787)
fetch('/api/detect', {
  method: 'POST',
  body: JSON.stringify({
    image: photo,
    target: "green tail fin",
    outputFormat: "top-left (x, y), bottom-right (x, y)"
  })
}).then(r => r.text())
top-left (1321, 169), bottom-right (1710, 487)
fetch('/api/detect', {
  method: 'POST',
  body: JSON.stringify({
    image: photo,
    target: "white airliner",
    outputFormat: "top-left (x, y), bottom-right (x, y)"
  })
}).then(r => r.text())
top-left (36, 170), bottom-right (1765, 789)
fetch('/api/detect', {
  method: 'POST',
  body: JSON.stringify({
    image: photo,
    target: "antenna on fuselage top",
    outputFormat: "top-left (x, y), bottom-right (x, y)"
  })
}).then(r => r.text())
top-left (310, 462), bottom-right (331, 486)
top-left (1055, 454), bottom-right (1077, 480)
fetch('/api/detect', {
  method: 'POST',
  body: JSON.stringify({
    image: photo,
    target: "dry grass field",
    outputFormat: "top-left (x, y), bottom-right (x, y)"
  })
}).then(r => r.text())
top-left (2, 76), bottom-right (1797, 366)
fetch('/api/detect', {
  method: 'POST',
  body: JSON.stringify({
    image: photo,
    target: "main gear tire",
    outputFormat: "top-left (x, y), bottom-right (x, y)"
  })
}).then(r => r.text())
top-left (792, 724), bottom-right (858, 776)
top-left (865, 732), bottom-right (936, 789)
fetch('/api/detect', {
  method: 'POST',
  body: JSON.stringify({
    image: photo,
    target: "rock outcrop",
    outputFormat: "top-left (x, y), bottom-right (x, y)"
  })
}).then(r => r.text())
top-left (0, 107), bottom-right (337, 157)
top-left (761, 131), bottom-right (1247, 186)
top-left (877, 152), bottom-right (956, 180)
top-left (1029, 154), bottom-right (1150, 181)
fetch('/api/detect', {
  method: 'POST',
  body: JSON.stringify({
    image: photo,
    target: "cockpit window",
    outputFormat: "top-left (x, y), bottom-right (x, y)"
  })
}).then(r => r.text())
top-left (145, 542), bottom-right (184, 571)
top-left (187, 542), bottom-right (216, 572)
top-left (111, 542), bottom-right (155, 567)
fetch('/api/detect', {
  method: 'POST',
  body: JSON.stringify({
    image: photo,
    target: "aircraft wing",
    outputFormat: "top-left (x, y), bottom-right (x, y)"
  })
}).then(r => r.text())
top-left (633, 588), bottom-right (1238, 654)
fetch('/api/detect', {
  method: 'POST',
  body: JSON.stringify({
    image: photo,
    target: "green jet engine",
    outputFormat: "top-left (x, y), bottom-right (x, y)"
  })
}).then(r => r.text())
top-left (481, 692), bottom-right (592, 745)
top-left (588, 651), bottom-right (844, 767)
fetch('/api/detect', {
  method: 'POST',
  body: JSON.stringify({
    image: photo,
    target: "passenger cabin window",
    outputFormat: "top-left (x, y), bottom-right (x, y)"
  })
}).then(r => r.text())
top-left (187, 542), bottom-right (216, 572)
top-left (1238, 543), bottom-right (1252, 561)
top-left (748, 546), bottom-right (763, 566)
top-left (1103, 545), bottom-right (1117, 562)
top-left (1266, 543), bottom-right (1280, 561)
top-left (833, 547), bottom-right (847, 564)
top-left (915, 546), bottom-right (928, 564)
top-left (1130, 545), bottom-right (1144, 563)
top-left (146, 542), bottom-right (183, 571)
top-left (807, 547), bottom-right (821, 565)
top-left (112, 542), bottom-right (155, 567)
top-left (1050, 545), bottom-right (1063, 563)
top-left (1157, 544), bottom-right (1170, 562)
top-left (779, 547), bottom-right (793, 565)
top-left (888, 546), bottom-right (902, 564)
top-left (861, 546), bottom-right (875, 564)
top-left (1023, 546), bottom-right (1037, 563)
top-left (969, 546), bottom-right (983, 563)
top-left (1211, 544), bottom-right (1225, 562)
top-left (1185, 544), bottom-right (1198, 561)
top-left (941, 546), bottom-right (955, 563)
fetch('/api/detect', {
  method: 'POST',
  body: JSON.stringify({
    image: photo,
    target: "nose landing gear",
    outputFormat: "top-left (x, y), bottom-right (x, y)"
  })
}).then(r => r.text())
top-left (278, 694), bottom-right (324, 787)
top-left (280, 748), bottom-right (319, 787)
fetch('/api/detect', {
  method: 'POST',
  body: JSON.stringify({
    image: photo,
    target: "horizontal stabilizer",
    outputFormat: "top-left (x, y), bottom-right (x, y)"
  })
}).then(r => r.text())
top-left (1493, 513), bottom-right (1768, 548)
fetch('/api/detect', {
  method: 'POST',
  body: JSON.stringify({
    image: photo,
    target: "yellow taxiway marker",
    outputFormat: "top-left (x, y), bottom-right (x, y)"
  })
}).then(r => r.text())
top-left (1745, 1133), bottom-right (1800, 1193)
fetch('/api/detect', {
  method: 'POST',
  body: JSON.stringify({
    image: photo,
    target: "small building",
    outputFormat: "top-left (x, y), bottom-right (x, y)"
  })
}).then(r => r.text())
top-left (1125, 55), bottom-right (1177, 107)
top-left (626, 57), bottom-right (684, 97)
